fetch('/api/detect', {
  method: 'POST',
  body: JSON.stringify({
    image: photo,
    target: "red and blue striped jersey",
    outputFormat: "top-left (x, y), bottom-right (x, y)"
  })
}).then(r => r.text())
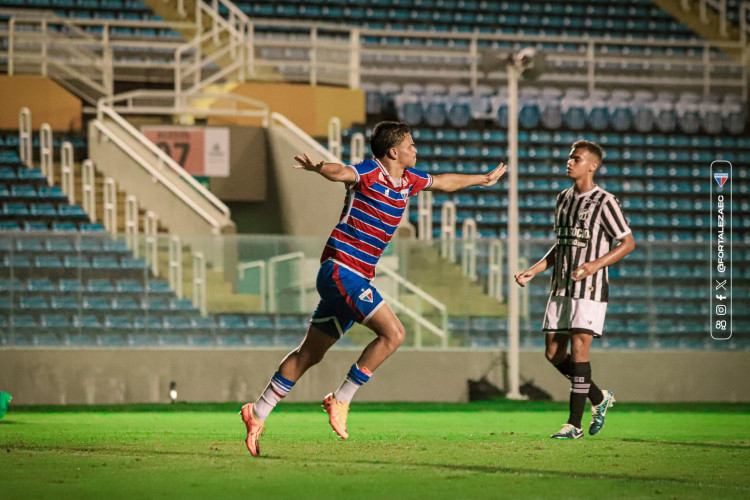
top-left (320, 158), bottom-right (433, 279)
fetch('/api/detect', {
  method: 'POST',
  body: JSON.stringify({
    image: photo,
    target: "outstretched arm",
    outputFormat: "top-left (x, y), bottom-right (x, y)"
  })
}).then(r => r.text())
top-left (514, 245), bottom-right (556, 287)
top-left (428, 163), bottom-right (506, 192)
top-left (571, 233), bottom-right (635, 281)
top-left (294, 153), bottom-right (356, 183)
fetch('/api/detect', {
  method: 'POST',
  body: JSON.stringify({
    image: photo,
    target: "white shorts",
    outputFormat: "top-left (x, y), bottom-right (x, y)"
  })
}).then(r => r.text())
top-left (543, 296), bottom-right (608, 337)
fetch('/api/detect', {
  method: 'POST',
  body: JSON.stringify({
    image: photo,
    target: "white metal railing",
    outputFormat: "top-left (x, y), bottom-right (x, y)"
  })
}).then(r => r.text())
top-left (267, 251), bottom-right (306, 313)
top-left (39, 123), bottom-right (53, 186)
top-left (169, 236), bottom-right (183, 299)
top-left (18, 107), bottom-right (32, 168)
top-left (125, 195), bottom-right (139, 258)
top-left (518, 257), bottom-right (530, 319)
top-left (687, 0), bottom-right (729, 38)
top-left (81, 159), bottom-right (96, 222)
top-left (270, 112), bottom-right (343, 163)
top-left (487, 239), bottom-right (504, 302)
top-left (740, 1), bottom-right (750, 45)
top-left (99, 89), bottom-right (269, 124)
top-left (94, 101), bottom-right (231, 232)
top-left (327, 117), bottom-right (342, 159)
top-left (377, 263), bottom-right (448, 348)
top-left (440, 201), bottom-right (456, 263)
top-left (174, 0), bottom-right (250, 96)
top-left (60, 142), bottom-right (74, 204)
top-left (5, 11), bottom-right (113, 105)
top-left (462, 219), bottom-right (477, 281)
top-left (350, 132), bottom-right (365, 165)
top-left (103, 177), bottom-right (117, 234)
top-left (417, 190), bottom-right (433, 241)
top-left (193, 252), bottom-right (207, 316)
top-left (144, 211), bottom-right (158, 277)
top-left (238, 259), bottom-right (267, 312)
top-left (2, 10), bottom-right (744, 100)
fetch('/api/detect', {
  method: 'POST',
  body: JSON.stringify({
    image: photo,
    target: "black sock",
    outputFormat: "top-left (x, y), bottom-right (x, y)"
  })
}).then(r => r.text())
top-left (567, 362), bottom-right (592, 429)
top-left (554, 355), bottom-right (603, 406)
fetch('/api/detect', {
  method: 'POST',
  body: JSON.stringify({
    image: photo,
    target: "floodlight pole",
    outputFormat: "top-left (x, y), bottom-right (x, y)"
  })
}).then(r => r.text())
top-left (506, 62), bottom-right (522, 400)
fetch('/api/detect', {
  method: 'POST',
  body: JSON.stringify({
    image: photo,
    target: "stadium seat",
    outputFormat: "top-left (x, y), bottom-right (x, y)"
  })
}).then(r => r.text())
top-left (141, 298), bottom-right (167, 311)
top-left (40, 314), bottom-right (70, 329)
top-left (92, 257), bottom-right (120, 270)
top-left (0, 278), bottom-right (23, 292)
top-left (51, 296), bottom-right (78, 311)
top-left (97, 333), bottom-right (127, 346)
top-left (190, 316), bottom-right (217, 330)
top-left (59, 279), bottom-right (84, 293)
top-left (83, 297), bottom-right (110, 311)
top-left (164, 316), bottom-right (192, 331)
top-left (87, 280), bottom-right (115, 293)
top-left (116, 280), bottom-right (144, 294)
top-left (147, 281), bottom-right (172, 294)
top-left (46, 239), bottom-right (74, 253)
top-left (187, 333), bottom-right (214, 347)
top-left (64, 256), bottom-right (91, 269)
top-left (51, 222), bottom-right (78, 232)
top-left (27, 278), bottom-right (55, 292)
top-left (112, 298), bottom-right (139, 311)
top-left (20, 296), bottom-right (48, 310)
top-left (157, 333), bottom-right (185, 346)
top-left (133, 316), bottom-right (164, 331)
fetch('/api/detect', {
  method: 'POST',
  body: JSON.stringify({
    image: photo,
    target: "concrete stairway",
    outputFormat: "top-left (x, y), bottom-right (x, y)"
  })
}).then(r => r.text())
top-left (404, 243), bottom-right (508, 318)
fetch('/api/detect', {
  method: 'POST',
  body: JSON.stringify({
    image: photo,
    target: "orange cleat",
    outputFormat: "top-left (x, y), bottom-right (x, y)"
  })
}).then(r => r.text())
top-left (239, 403), bottom-right (265, 456)
top-left (322, 393), bottom-right (350, 440)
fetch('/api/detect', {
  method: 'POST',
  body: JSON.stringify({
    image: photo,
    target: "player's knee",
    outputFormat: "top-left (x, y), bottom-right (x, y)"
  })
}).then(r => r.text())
top-left (295, 343), bottom-right (327, 367)
top-left (545, 349), bottom-right (564, 364)
top-left (305, 349), bottom-right (327, 366)
top-left (383, 323), bottom-right (405, 350)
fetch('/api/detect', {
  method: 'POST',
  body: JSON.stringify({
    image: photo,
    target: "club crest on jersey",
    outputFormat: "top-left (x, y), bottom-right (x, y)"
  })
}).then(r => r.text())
top-left (400, 188), bottom-right (409, 200)
top-left (358, 288), bottom-right (374, 303)
top-left (714, 172), bottom-right (728, 187)
top-left (578, 208), bottom-right (590, 221)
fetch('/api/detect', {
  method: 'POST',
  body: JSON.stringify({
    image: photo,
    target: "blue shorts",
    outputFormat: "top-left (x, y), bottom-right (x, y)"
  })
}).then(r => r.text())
top-left (310, 260), bottom-right (385, 339)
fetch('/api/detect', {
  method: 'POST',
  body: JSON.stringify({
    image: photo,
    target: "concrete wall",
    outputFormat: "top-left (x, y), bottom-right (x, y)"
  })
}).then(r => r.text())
top-left (209, 83), bottom-right (366, 137)
top-left (245, 125), bottom-right (344, 236)
top-left (0, 75), bottom-right (81, 131)
top-left (1, 349), bottom-right (748, 405)
top-left (88, 117), bottom-right (237, 235)
top-left (199, 125), bottom-right (268, 202)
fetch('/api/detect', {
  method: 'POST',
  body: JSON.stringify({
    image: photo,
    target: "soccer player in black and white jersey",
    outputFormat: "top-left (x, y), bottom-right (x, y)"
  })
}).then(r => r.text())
top-left (514, 140), bottom-right (635, 439)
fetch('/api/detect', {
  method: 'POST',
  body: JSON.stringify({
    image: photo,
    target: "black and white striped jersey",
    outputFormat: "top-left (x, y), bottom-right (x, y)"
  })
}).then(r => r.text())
top-left (549, 186), bottom-right (631, 302)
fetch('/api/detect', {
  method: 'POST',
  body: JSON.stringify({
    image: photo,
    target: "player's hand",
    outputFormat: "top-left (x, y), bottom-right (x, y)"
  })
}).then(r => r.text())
top-left (294, 153), bottom-right (324, 172)
top-left (514, 269), bottom-right (535, 287)
top-left (571, 262), bottom-right (599, 281)
top-left (481, 163), bottom-right (507, 187)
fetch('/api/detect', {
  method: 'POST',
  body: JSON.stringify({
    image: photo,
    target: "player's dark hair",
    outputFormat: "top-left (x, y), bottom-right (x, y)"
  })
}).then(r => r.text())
top-left (571, 140), bottom-right (603, 165)
top-left (370, 121), bottom-right (411, 159)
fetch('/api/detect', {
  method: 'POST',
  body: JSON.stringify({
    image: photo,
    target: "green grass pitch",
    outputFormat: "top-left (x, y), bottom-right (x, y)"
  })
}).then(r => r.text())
top-left (1, 401), bottom-right (749, 499)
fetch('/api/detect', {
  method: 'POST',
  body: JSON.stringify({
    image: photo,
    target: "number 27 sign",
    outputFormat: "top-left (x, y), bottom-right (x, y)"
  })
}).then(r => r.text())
top-left (141, 126), bottom-right (229, 177)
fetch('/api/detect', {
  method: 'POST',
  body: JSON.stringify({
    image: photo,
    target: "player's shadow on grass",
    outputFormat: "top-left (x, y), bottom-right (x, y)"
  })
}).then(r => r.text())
top-left (351, 458), bottom-right (717, 486)
top-left (620, 437), bottom-right (750, 450)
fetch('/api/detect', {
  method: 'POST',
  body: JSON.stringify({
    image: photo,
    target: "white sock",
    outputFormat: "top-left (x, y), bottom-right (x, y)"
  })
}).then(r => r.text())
top-left (333, 363), bottom-right (372, 403)
top-left (253, 371), bottom-right (294, 422)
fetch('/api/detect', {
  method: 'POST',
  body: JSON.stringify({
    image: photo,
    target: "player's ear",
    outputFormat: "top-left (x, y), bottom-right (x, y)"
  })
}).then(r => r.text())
top-left (386, 147), bottom-right (398, 160)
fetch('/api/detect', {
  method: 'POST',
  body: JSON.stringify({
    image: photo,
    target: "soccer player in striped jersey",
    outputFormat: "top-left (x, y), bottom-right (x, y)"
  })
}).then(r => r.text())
top-left (514, 140), bottom-right (634, 440)
top-left (240, 121), bottom-right (506, 456)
